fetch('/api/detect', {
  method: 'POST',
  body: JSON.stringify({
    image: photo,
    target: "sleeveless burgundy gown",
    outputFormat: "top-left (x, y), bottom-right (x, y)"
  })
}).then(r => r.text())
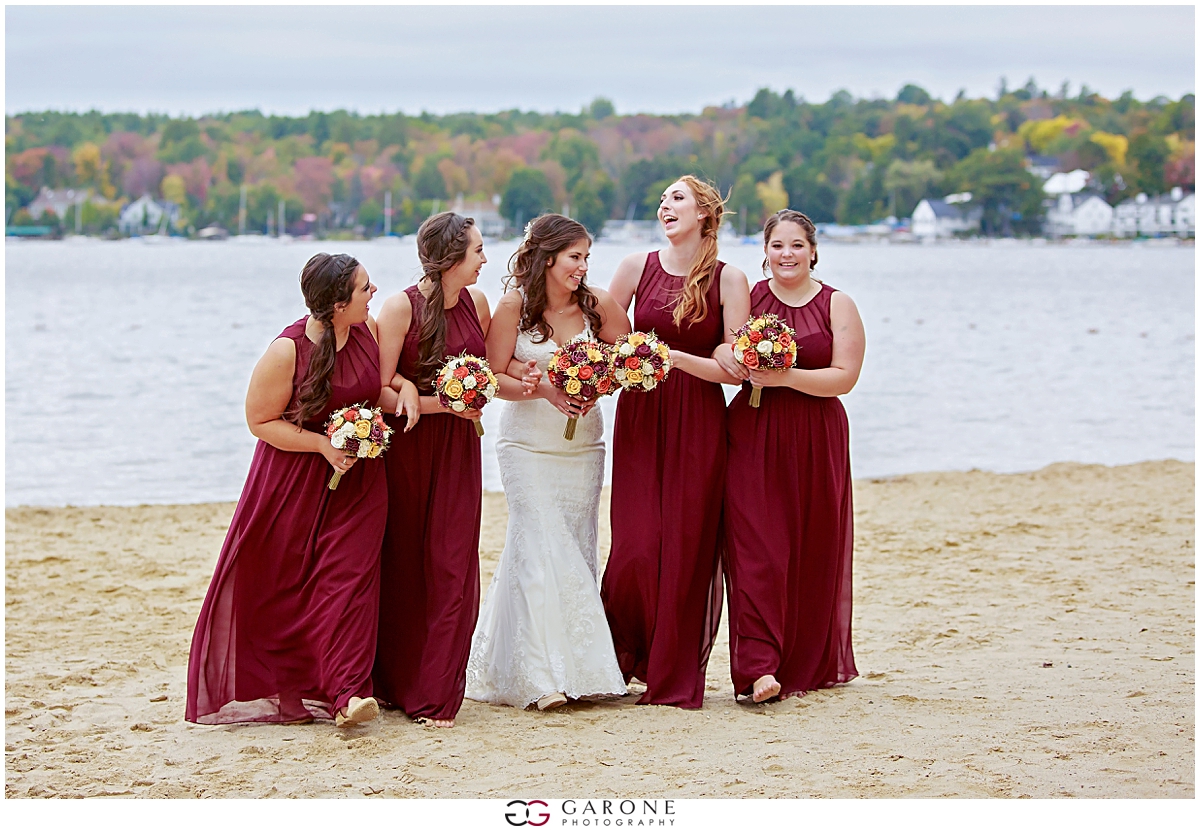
top-left (601, 251), bottom-right (726, 709)
top-left (186, 319), bottom-right (387, 724)
top-left (373, 285), bottom-right (484, 721)
top-left (724, 280), bottom-right (857, 699)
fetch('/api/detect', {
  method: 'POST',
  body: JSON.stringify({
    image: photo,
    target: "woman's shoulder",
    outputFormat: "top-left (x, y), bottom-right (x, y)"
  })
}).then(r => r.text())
top-left (496, 287), bottom-right (525, 313)
top-left (279, 316), bottom-right (308, 337)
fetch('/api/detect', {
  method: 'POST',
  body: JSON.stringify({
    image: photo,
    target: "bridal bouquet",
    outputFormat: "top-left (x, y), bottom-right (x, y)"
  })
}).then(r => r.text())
top-left (610, 331), bottom-right (671, 393)
top-left (733, 313), bottom-right (798, 408)
top-left (324, 404), bottom-right (393, 490)
top-left (435, 353), bottom-right (499, 437)
top-left (547, 337), bottom-right (613, 440)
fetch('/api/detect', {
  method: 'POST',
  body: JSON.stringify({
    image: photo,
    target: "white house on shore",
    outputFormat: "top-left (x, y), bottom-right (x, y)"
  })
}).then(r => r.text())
top-left (1113, 188), bottom-right (1195, 237)
top-left (1045, 192), bottom-right (1115, 236)
top-left (27, 187), bottom-right (93, 220)
top-left (118, 194), bottom-right (181, 235)
top-left (911, 194), bottom-right (982, 238)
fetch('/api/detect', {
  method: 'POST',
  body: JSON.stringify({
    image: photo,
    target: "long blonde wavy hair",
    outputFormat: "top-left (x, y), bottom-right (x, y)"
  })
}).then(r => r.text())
top-left (670, 175), bottom-right (726, 329)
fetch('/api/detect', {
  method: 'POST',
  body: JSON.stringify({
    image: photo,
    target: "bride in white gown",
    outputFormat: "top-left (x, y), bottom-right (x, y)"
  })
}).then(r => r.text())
top-left (465, 215), bottom-right (631, 711)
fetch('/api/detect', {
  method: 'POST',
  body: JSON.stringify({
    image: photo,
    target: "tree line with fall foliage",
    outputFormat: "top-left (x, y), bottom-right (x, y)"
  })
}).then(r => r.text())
top-left (5, 79), bottom-right (1194, 238)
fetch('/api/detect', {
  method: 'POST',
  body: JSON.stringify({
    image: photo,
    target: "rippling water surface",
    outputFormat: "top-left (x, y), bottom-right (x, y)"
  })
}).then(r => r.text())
top-left (5, 237), bottom-right (1194, 506)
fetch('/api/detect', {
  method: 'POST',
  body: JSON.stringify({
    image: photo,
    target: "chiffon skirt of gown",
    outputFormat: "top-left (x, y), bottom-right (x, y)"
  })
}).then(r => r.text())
top-left (724, 386), bottom-right (856, 697)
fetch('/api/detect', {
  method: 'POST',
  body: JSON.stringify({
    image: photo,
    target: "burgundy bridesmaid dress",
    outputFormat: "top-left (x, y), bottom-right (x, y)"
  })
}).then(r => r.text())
top-left (724, 280), bottom-right (857, 699)
top-left (601, 252), bottom-right (727, 709)
top-left (373, 285), bottom-right (484, 721)
top-left (186, 320), bottom-right (387, 724)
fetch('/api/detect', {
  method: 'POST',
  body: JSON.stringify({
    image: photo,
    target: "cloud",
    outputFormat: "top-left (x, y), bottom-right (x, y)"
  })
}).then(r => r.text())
top-left (5, 5), bottom-right (1194, 115)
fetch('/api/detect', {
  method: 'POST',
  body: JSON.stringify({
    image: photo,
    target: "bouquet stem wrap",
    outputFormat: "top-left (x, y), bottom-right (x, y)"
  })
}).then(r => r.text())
top-left (749, 385), bottom-right (764, 408)
top-left (563, 416), bottom-right (578, 440)
top-left (474, 420), bottom-right (485, 438)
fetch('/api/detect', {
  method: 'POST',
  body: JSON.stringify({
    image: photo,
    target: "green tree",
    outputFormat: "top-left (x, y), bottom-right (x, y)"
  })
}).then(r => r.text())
top-left (727, 173), bottom-right (764, 235)
top-left (782, 165), bottom-right (838, 223)
top-left (357, 199), bottom-right (383, 234)
top-left (570, 177), bottom-right (608, 235)
top-left (896, 84), bottom-right (932, 106)
top-left (413, 158), bottom-right (447, 200)
top-left (588, 98), bottom-right (615, 120)
top-left (1127, 132), bottom-right (1170, 195)
top-left (541, 130), bottom-right (601, 192)
top-left (883, 158), bottom-right (942, 217)
top-left (620, 157), bottom-right (676, 219)
top-left (946, 147), bottom-right (1045, 235)
top-left (501, 167), bottom-right (554, 226)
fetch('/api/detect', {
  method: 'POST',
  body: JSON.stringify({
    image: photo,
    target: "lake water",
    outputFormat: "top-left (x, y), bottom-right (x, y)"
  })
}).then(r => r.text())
top-left (4, 236), bottom-right (1194, 507)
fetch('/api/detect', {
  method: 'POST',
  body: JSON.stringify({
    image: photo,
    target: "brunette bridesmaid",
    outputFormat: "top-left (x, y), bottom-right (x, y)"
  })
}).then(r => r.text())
top-left (187, 253), bottom-right (392, 727)
top-left (724, 209), bottom-right (864, 703)
top-left (601, 176), bottom-right (751, 708)
top-left (373, 212), bottom-right (491, 728)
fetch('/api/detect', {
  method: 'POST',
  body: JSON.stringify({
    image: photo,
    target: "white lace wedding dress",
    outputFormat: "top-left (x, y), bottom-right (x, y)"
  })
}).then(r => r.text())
top-left (465, 322), bottom-right (627, 708)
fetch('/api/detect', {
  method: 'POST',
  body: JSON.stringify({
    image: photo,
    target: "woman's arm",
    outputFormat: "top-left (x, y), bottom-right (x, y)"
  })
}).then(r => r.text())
top-left (486, 291), bottom-right (534, 402)
top-left (749, 291), bottom-right (866, 397)
top-left (607, 252), bottom-right (648, 312)
top-left (376, 290), bottom-right (421, 431)
top-left (673, 263), bottom-right (751, 385)
top-left (593, 287), bottom-right (632, 345)
top-left (245, 337), bottom-right (353, 472)
top-left (469, 285), bottom-right (492, 338)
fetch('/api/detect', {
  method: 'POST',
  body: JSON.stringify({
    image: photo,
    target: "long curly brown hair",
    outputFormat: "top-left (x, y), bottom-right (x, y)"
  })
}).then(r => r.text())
top-left (286, 252), bottom-right (360, 426)
top-left (670, 175), bottom-right (726, 329)
top-left (504, 214), bottom-right (602, 344)
top-left (414, 212), bottom-right (475, 388)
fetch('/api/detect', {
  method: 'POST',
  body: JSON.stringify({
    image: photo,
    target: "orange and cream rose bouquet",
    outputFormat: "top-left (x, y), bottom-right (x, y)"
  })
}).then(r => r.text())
top-left (733, 313), bottom-right (798, 407)
top-left (609, 331), bottom-right (671, 393)
top-left (324, 404), bottom-right (393, 490)
top-left (435, 353), bottom-right (499, 437)
top-left (547, 337), bottom-right (614, 440)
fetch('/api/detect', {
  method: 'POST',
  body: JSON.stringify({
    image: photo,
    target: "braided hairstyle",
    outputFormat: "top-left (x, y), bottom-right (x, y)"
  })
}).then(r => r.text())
top-left (286, 252), bottom-right (360, 426)
top-left (504, 214), bottom-right (602, 344)
top-left (762, 209), bottom-right (819, 274)
top-left (414, 212), bottom-right (476, 388)
top-left (671, 175), bottom-right (727, 329)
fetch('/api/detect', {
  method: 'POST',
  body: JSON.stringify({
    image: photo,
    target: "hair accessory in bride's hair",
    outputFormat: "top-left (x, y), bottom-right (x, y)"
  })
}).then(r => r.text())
top-left (522, 221), bottom-right (535, 245)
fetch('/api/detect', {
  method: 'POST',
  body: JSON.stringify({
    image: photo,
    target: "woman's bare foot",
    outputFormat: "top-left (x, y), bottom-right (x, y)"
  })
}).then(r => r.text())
top-left (432, 718), bottom-right (454, 728)
top-left (752, 675), bottom-right (781, 703)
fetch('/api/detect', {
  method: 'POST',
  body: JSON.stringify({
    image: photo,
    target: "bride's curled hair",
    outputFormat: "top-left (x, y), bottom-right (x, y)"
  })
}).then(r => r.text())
top-left (505, 214), bottom-right (602, 344)
top-left (287, 252), bottom-right (360, 426)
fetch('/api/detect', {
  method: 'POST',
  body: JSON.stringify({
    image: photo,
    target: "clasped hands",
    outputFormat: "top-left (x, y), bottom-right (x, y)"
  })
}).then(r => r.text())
top-left (519, 359), bottom-right (595, 419)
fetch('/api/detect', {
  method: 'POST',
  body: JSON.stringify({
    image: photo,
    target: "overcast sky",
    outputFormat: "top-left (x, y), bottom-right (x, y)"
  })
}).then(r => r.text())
top-left (5, 3), bottom-right (1195, 117)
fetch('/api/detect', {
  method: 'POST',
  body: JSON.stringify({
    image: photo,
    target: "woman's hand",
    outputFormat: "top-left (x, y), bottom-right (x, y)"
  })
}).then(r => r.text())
top-left (538, 377), bottom-right (594, 418)
top-left (320, 441), bottom-right (359, 474)
top-left (748, 368), bottom-right (790, 388)
top-left (713, 342), bottom-right (750, 381)
top-left (447, 405), bottom-right (484, 422)
top-left (395, 379), bottom-right (421, 432)
top-left (520, 359), bottom-right (542, 396)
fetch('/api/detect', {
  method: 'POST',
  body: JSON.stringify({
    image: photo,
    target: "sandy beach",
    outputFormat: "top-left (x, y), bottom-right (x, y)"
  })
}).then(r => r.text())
top-left (4, 460), bottom-right (1193, 799)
